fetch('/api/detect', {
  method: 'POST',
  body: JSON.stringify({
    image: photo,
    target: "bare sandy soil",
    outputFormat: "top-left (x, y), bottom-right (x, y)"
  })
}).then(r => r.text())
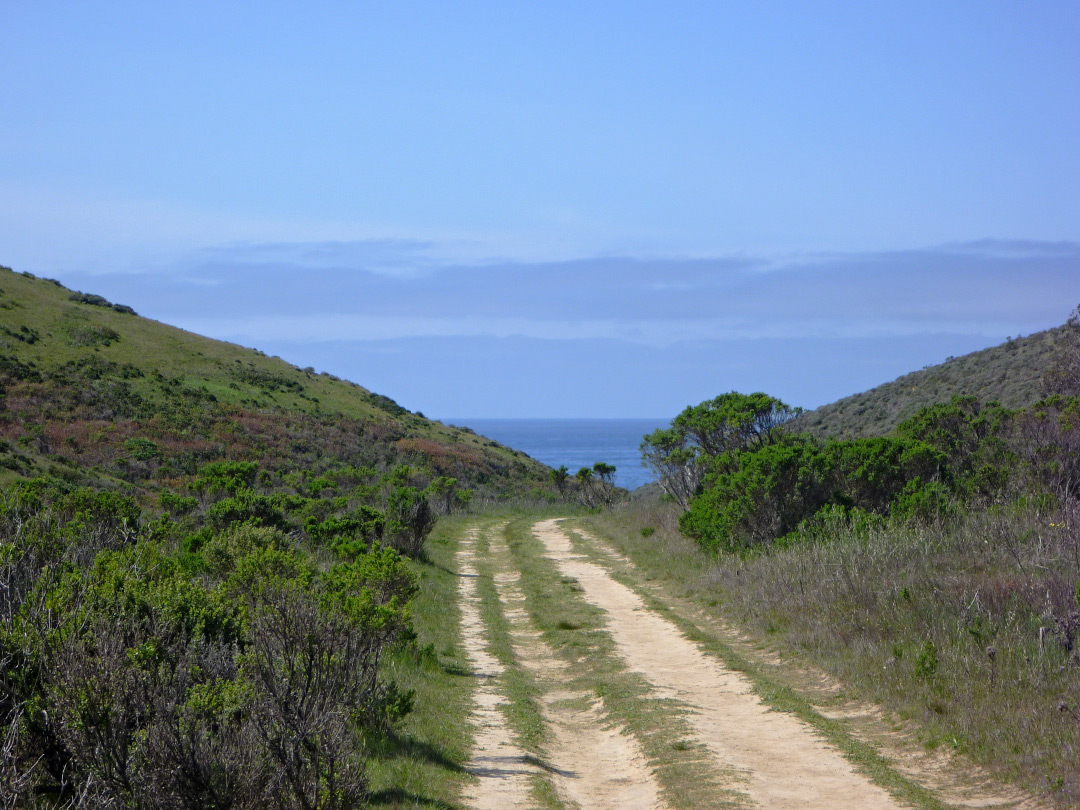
top-left (487, 530), bottom-right (670, 810)
top-left (456, 518), bottom-right (1048, 810)
top-left (457, 524), bottom-right (669, 810)
top-left (457, 528), bottom-right (538, 810)
top-left (532, 518), bottom-right (901, 810)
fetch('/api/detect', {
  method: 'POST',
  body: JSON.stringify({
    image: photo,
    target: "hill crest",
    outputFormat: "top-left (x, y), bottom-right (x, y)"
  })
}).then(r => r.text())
top-left (0, 265), bottom-right (550, 494)
top-left (792, 327), bottom-right (1064, 438)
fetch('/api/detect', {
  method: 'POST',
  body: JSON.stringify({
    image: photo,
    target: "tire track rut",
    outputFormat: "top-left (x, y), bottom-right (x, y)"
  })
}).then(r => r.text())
top-left (457, 527), bottom-right (538, 809)
top-left (533, 518), bottom-right (901, 810)
top-left (458, 523), bottom-right (672, 810)
top-left (487, 528), bottom-right (670, 810)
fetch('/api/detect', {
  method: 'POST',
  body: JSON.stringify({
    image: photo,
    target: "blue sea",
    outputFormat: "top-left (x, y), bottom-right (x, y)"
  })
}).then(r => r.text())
top-left (451, 418), bottom-right (670, 491)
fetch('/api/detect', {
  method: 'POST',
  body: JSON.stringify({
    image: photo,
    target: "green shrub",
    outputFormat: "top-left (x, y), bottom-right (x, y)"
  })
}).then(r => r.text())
top-left (892, 478), bottom-right (954, 523)
top-left (124, 437), bottom-right (160, 461)
top-left (672, 393), bottom-right (1024, 555)
top-left (304, 507), bottom-right (386, 552)
top-left (914, 640), bottom-right (939, 677)
top-left (680, 434), bottom-right (834, 554)
top-left (207, 491), bottom-right (289, 531)
top-left (160, 490), bottom-right (197, 515)
top-left (192, 460), bottom-right (259, 495)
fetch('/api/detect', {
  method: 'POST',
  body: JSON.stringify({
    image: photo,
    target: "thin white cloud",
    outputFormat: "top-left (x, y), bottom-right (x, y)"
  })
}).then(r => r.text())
top-left (55, 238), bottom-right (1080, 349)
top-left (171, 312), bottom-right (1033, 348)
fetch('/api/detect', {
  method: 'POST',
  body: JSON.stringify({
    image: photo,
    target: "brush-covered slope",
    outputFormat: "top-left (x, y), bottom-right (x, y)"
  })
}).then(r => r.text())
top-left (0, 265), bottom-right (549, 495)
top-left (791, 327), bottom-right (1064, 439)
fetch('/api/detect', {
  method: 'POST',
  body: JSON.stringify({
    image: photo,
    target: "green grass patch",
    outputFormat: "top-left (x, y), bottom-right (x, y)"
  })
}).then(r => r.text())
top-left (365, 518), bottom-right (475, 808)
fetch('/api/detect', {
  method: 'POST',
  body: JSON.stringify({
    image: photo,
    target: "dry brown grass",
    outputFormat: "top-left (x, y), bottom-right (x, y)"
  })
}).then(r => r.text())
top-left (585, 496), bottom-right (1080, 806)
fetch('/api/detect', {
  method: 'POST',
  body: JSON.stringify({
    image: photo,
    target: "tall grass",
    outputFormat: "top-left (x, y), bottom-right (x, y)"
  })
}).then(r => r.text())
top-left (585, 497), bottom-right (1080, 805)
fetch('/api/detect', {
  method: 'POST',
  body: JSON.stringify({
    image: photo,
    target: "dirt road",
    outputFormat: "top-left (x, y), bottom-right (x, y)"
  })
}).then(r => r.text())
top-left (455, 517), bottom-right (1044, 810)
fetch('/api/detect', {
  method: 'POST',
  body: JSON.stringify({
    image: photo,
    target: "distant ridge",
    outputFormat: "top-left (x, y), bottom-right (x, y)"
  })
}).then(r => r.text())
top-left (792, 327), bottom-right (1064, 439)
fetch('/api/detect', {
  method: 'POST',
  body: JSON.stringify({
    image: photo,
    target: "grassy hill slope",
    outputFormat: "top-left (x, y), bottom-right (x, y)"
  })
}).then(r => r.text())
top-left (0, 263), bottom-right (568, 808)
top-left (0, 264), bottom-right (549, 496)
top-left (792, 327), bottom-right (1063, 438)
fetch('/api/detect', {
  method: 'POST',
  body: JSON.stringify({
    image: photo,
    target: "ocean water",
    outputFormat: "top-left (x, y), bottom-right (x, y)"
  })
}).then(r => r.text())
top-left (452, 418), bottom-right (670, 491)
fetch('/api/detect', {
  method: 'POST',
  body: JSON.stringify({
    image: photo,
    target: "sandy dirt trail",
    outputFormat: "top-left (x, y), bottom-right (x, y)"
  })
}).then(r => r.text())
top-left (533, 518), bottom-right (902, 810)
top-left (486, 529), bottom-right (670, 810)
top-left (457, 528), bottom-right (539, 810)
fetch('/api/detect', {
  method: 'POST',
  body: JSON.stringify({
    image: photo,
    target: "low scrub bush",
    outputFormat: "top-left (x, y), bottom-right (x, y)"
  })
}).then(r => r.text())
top-left (671, 392), bottom-right (1080, 556)
top-left (0, 475), bottom-right (419, 809)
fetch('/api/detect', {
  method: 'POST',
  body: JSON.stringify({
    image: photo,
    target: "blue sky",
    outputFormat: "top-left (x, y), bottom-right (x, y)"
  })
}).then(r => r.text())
top-left (2, 2), bottom-right (1078, 417)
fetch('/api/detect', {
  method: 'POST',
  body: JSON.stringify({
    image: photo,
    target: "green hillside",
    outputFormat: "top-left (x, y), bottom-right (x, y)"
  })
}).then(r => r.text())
top-left (791, 327), bottom-right (1064, 438)
top-left (0, 264), bottom-right (549, 495)
top-left (0, 263), bottom-right (571, 808)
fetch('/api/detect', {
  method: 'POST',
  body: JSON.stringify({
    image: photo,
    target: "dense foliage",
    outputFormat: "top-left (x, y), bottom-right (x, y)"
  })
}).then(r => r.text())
top-left (649, 309), bottom-right (1080, 556)
top-left (0, 453), bottom-right (473, 808)
top-left (670, 393), bottom-right (1080, 555)
top-left (640, 392), bottom-right (799, 510)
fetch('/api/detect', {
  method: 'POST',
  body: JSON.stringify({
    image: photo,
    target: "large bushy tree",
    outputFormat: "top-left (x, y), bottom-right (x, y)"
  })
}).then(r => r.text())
top-left (642, 392), bottom-right (798, 508)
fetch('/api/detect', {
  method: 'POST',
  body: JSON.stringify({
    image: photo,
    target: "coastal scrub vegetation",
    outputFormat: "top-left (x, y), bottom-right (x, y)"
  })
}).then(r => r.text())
top-left (791, 325), bottom-right (1067, 439)
top-left (0, 266), bottom-right (552, 504)
top-left (0, 455), bottom-right (478, 807)
top-left (621, 306), bottom-right (1080, 801)
top-left (0, 266), bottom-right (559, 807)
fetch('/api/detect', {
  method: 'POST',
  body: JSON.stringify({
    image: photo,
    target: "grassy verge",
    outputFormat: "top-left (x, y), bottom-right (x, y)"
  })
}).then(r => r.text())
top-left (581, 498), bottom-right (1080, 807)
top-left (365, 516), bottom-right (476, 809)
